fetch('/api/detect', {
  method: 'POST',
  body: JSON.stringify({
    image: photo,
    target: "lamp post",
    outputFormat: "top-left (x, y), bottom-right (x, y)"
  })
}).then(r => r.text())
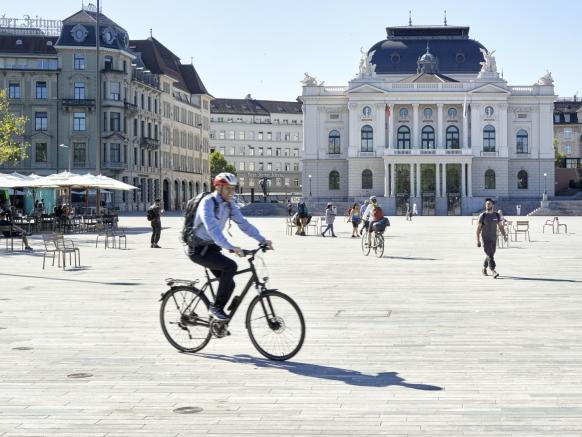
top-left (543, 172), bottom-right (548, 200)
top-left (308, 174), bottom-right (312, 197)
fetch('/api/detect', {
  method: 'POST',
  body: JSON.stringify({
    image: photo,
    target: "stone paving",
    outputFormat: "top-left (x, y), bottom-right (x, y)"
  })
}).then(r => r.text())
top-left (1, 214), bottom-right (581, 436)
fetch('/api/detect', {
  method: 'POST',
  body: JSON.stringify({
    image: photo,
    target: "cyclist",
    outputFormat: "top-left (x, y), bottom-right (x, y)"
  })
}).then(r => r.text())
top-left (189, 172), bottom-right (273, 321)
top-left (362, 196), bottom-right (384, 247)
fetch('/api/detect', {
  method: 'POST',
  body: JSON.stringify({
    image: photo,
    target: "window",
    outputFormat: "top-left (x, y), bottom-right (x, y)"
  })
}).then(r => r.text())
top-left (36, 81), bottom-right (47, 99)
top-left (329, 170), bottom-right (340, 190)
top-left (239, 131), bottom-right (245, 140)
top-left (328, 130), bottom-right (341, 154)
top-left (563, 144), bottom-right (572, 154)
top-left (267, 162), bottom-right (272, 171)
top-left (399, 108), bottom-right (409, 118)
top-left (258, 147), bottom-right (264, 156)
top-left (258, 131), bottom-right (263, 141)
top-left (293, 163), bottom-right (299, 172)
top-left (361, 125), bottom-right (373, 152)
top-left (248, 147), bottom-right (254, 156)
top-left (293, 148), bottom-right (299, 157)
top-left (484, 169), bottom-right (496, 189)
top-left (362, 169), bottom-right (373, 189)
top-left (74, 54), bottom-right (85, 70)
top-left (109, 82), bottom-right (120, 101)
top-left (397, 126), bottom-right (411, 149)
top-left (35, 143), bottom-right (48, 163)
top-left (448, 108), bottom-right (458, 118)
top-left (484, 106), bottom-right (494, 117)
top-left (74, 82), bottom-right (85, 99)
top-left (446, 126), bottom-right (460, 149)
top-left (110, 143), bottom-right (121, 163)
top-left (266, 148), bottom-right (272, 156)
top-left (423, 108), bottom-right (433, 119)
top-left (483, 125), bottom-right (496, 152)
top-left (564, 113), bottom-right (571, 123)
top-left (148, 96), bottom-right (151, 112)
top-left (110, 112), bottom-right (121, 131)
top-left (8, 82), bottom-right (20, 99)
top-left (516, 129), bottom-right (528, 153)
top-left (34, 112), bottom-right (48, 131)
top-left (564, 128), bottom-right (572, 139)
top-left (421, 126), bottom-right (435, 149)
top-left (554, 114), bottom-right (560, 123)
top-left (73, 112), bottom-right (86, 131)
top-left (517, 170), bottom-right (528, 189)
top-left (104, 55), bottom-right (113, 70)
top-left (73, 143), bottom-right (86, 165)
top-left (228, 130), bottom-right (235, 140)
top-left (248, 162), bottom-right (255, 171)
top-left (239, 162), bottom-right (244, 171)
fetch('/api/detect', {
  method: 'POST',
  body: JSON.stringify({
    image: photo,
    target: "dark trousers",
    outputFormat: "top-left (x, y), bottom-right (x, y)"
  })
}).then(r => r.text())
top-left (483, 239), bottom-right (497, 270)
top-left (151, 222), bottom-right (161, 244)
top-left (189, 244), bottom-right (237, 309)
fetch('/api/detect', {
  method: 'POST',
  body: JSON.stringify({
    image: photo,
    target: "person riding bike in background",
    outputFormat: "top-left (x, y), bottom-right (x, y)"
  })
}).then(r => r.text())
top-left (188, 172), bottom-right (273, 321)
top-left (362, 196), bottom-right (384, 247)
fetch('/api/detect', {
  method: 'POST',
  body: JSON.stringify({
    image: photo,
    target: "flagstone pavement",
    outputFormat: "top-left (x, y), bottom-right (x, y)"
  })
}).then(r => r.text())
top-left (1, 214), bottom-right (581, 436)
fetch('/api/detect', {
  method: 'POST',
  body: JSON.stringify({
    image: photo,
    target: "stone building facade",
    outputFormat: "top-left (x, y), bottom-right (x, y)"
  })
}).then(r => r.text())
top-left (0, 6), bottom-right (210, 211)
top-left (210, 97), bottom-right (303, 196)
top-left (301, 25), bottom-right (556, 215)
top-left (553, 99), bottom-right (582, 169)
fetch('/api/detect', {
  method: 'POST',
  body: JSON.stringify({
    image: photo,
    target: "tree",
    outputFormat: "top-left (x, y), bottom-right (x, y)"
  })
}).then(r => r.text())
top-left (0, 89), bottom-right (28, 165)
top-left (210, 150), bottom-right (237, 178)
top-left (553, 138), bottom-right (566, 167)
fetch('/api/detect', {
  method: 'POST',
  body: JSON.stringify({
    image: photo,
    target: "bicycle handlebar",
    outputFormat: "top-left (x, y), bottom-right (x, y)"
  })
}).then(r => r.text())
top-left (230, 243), bottom-right (272, 257)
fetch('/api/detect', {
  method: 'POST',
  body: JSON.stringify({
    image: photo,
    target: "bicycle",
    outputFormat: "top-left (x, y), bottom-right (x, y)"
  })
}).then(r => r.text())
top-left (159, 244), bottom-right (305, 361)
top-left (361, 226), bottom-right (385, 258)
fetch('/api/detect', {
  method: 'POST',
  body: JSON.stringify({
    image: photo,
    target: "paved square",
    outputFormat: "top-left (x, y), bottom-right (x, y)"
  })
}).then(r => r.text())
top-left (1, 215), bottom-right (581, 436)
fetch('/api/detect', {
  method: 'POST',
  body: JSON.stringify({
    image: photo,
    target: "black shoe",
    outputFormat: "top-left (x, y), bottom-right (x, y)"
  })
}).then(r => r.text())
top-left (151, 243), bottom-right (154, 248)
top-left (491, 269), bottom-right (499, 278)
top-left (321, 233), bottom-right (325, 237)
top-left (154, 244), bottom-right (161, 248)
top-left (209, 305), bottom-right (229, 321)
top-left (332, 235), bottom-right (337, 238)
top-left (482, 268), bottom-right (488, 276)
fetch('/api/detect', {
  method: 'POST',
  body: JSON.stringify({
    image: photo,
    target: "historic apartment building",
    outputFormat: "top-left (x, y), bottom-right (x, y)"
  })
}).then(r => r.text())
top-left (553, 98), bottom-right (582, 169)
top-left (301, 24), bottom-right (556, 215)
top-left (0, 6), bottom-right (211, 211)
top-left (210, 97), bottom-right (303, 196)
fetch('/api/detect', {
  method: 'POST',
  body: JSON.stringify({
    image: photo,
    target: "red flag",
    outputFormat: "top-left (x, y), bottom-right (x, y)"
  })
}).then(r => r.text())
top-left (385, 104), bottom-right (391, 118)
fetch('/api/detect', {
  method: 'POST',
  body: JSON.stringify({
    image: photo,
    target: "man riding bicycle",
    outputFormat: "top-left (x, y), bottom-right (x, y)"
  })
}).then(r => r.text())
top-left (189, 172), bottom-right (273, 321)
top-left (362, 196), bottom-right (384, 247)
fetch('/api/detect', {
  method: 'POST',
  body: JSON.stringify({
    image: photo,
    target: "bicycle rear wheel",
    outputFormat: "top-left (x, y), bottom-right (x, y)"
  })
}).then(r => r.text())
top-left (160, 286), bottom-right (212, 353)
top-left (246, 290), bottom-right (305, 361)
top-left (374, 233), bottom-right (385, 258)
top-left (361, 232), bottom-right (371, 256)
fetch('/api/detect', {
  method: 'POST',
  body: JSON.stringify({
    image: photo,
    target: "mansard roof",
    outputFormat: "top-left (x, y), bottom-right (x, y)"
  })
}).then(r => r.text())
top-left (369, 25), bottom-right (487, 75)
top-left (130, 37), bottom-right (208, 95)
top-left (0, 34), bottom-right (57, 55)
top-left (211, 98), bottom-right (302, 115)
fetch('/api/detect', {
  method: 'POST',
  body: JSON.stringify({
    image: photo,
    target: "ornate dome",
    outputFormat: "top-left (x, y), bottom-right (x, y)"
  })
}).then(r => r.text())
top-left (368, 25), bottom-right (487, 75)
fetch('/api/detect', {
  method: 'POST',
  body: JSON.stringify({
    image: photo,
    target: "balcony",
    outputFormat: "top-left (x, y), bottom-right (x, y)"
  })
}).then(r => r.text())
top-left (140, 137), bottom-right (160, 149)
top-left (62, 98), bottom-right (95, 110)
top-left (101, 65), bottom-right (127, 74)
top-left (102, 161), bottom-right (128, 171)
top-left (124, 100), bottom-right (138, 113)
top-left (385, 148), bottom-right (473, 156)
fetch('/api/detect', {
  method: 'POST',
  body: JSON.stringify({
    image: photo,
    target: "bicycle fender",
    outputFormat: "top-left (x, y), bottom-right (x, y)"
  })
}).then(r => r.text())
top-left (158, 286), bottom-right (202, 302)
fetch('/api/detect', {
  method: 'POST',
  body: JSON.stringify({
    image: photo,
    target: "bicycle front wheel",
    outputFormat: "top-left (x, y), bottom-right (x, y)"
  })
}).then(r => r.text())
top-left (374, 233), bottom-right (385, 258)
top-left (361, 232), bottom-right (371, 256)
top-left (160, 286), bottom-right (212, 353)
top-left (246, 290), bottom-right (305, 361)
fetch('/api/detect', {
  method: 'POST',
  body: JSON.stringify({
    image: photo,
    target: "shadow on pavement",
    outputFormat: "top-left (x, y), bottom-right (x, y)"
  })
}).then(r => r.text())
top-left (383, 256), bottom-right (438, 261)
top-left (498, 275), bottom-right (581, 283)
top-left (0, 272), bottom-right (141, 286)
top-left (192, 353), bottom-right (443, 390)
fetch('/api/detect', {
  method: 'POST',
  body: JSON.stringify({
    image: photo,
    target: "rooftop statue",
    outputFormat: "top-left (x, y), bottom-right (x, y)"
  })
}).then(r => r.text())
top-left (301, 72), bottom-right (318, 86)
top-left (479, 48), bottom-right (497, 73)
top-left (358, 48), bottom-right (376, 78)
top-left (537, 70), bottom-right (554, 86)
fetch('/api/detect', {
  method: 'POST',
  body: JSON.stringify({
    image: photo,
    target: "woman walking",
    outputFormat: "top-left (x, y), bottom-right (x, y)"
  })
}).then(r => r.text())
top-left (348, 202), bottom-right (361, 237)
top-left (321, 202), bottom-right (337, 237)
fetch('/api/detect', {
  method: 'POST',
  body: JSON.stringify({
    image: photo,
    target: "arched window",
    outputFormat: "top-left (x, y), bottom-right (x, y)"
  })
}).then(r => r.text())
top-left (329, 170), bottom-right (340, 190)
top-left (446, 125), bottom-right (460, 149)
top-left (483, 125), bottom-right (496, 152)
top-left (397, 126), bottom-right (411, 149)
top-left (516, 129), bottom-right (528, 153)
top-left (328, 130), bottom-right (340, 154)
top-left (421, 125), bottom-right (435, 149)
top-left (484, 169), bottom-right (496, 189)
top-left (517, 170), bottom-right (528, 189)
top-left (361, 125), bottom-right (373, 152)
top-left (362, 169), bottom-right (373, 189)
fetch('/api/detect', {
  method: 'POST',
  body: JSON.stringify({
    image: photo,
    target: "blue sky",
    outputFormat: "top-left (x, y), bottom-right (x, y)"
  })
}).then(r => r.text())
top-left (4, 0), bottom-right (581, 101)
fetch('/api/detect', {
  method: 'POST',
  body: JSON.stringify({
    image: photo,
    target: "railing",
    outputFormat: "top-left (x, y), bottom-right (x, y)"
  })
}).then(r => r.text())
top-left (385, 148), bottom-right (472, 156)
top-left (140, 137), bottom-right (160, 149)
top-left (419, 149), bottom-right (436, 155)
top-left (445, 149), bottom-right (463, 155)
top-left (62, 98), bottom-right (95, 108)
top-left (480, 150), bottom-right (499, 157)
top-left (124, 100), bottom-right (138, 111)
top-left (358, 151), bottom-right (376, 157)
top-left (102, 66), bottom-right (127, 74)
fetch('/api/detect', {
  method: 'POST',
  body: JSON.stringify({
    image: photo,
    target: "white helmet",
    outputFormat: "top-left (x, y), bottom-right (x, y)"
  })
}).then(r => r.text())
top-left (213, 172), bottom-right (238, 187)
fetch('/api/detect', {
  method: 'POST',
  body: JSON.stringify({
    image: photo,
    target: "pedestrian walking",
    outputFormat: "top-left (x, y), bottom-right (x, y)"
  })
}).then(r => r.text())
top-left (287, 200), bottom-right (293, 217)
top-left (147, 198), bottom-right (164, 248)
top-left (296, 199), bottom-right (309, 236)
top-left (321, 203), bottom-right (337, 237)
top-left (358, 199), bottom-right (370, 235)
top-left (476, 198), bottom-right (508, 278)
top-left (406, 202), bottom-right (412, 221)
top-left (348, 202), bottom-right (361, 237)
top-left (412, 202), bottom-right (418, 216)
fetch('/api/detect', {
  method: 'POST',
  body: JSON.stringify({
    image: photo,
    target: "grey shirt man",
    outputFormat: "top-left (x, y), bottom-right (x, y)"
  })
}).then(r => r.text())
top-left (478, 211), bottom-right (500, 241)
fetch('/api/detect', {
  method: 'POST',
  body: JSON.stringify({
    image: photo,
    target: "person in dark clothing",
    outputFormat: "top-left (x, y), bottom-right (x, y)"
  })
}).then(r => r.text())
top-left (476, 198), bottom-right (507, 278)
top-left (0, 211), bottom-right (33, 251)
top-left (148, 199), bottom-right (163, 248)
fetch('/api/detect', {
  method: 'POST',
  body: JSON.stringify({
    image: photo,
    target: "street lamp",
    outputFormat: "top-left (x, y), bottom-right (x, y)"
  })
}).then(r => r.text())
top-left (308, 174), bottom-right (312, 197)
top-left (543, 172), bottom-right (548, 199)
top-left (59, 144), bottom-right (70, 172)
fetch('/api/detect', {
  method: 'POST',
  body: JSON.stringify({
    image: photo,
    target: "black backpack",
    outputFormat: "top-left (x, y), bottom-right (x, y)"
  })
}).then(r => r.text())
top-left (146, 208), bottom-right (156, 221)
